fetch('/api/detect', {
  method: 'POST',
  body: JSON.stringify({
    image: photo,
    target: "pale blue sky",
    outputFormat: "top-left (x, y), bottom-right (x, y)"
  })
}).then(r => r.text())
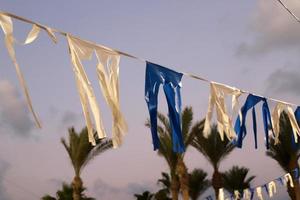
top-left (0, 0), bottom-right (299, 199)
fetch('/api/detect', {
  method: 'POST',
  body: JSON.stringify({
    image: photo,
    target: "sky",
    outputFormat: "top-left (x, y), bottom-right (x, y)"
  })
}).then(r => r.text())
top-left (0, 0), bottom-right (300, 199)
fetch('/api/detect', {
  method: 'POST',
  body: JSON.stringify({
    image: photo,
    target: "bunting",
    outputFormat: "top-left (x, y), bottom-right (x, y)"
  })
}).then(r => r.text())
top-left (272, 103), bottom-right (300, 144)
top-left (0, 13), bottom-right (57, 128)
top-left (144, 62), bottom-right (184, 153)
top-left (203, 82), bottom-right (242, 140)
top-left (205, 167), bottom-right (299, 200)
top-left (0, 11), bottom-right (300, 151)
top-left (67, 35), bottom-right (127, 147)
top-left (234, 94), bottom-right (274, 149)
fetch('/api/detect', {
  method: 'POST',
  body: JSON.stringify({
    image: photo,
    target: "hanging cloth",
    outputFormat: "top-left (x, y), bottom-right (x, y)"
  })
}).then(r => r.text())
top-left (203, 82), bottom-right (242, 140)
top-left (256, 187), bottom-right (264, 200)
top-left (145, 62), bottom-right (184, 153)
top-left (233, 190), bottom-right (241, 200)
top-left (0, 13), bottom-right (58, 128)
top-left (67, 35), bottom-right (127, 146)
top-left (271, 103), bottom-right (300, 144)
top-left (243, 188), bottom-right (251, 200)
top-left (283, 173), bottom-right (294, 188)
top-left (95, 49), bottom-right (128, 147)
top-left (234, 94), bottom-right (273, 149)
top-left (218, 188), bottom-right (225, 200)
top-left (295, 107), bottom-right (300, 121)
top-left (268, 181), bottom-right (277, 198)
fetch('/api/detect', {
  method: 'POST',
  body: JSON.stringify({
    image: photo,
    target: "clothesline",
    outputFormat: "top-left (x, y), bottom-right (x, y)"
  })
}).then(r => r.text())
top-left (206, 167), bottom-right (299, 200)
top-left (0, 10), bottom-right (297, 108)
top-left (276, 0), bottom-right (300, 22)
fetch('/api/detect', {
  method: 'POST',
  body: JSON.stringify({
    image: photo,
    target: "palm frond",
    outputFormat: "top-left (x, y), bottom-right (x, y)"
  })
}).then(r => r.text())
top-left (192, 124), bottom-right (236, 169)
top-left (189, 168), bottom-right (210, 200)
top-left (266, 112), bottom-right (300, 172)
top-left (222, 166), bottom-right (255, 194)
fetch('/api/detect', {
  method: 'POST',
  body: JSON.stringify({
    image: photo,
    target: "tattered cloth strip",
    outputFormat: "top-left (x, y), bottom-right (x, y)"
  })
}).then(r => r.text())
top-left (233, 190), bottom-right (241, 200)
top-left (234, 94), bottom-right (274, 149)
top-left (256, 186), bottom-right (264, 200)
top-left (272, 103), bottom-right (300, 144)
top-left (243, 188), bottom-right (252, 200)
top-left (67, 35), bottom-right (127, 147)
top-left (203, 82), bottom-right (242, 140)
top-left (144, 62), bottom-right (184, 153)
top-left (206, 168), bottom-right (300, 200)
top-left (268, 181), bottom-right (277, 198)
top-left (283, 173), bottom-right (294, 188)
top-left (0, 13), bottom-right (57, 128)
top-left (218, 188), bottom-right (225, 200)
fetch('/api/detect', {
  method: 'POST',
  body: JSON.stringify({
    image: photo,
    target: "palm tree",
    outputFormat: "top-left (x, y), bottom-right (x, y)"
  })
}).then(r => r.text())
top-left (189, 168), bottom-right (210, 200)
top-left (61, 127), bottom-right (113, 200)
top-left (41, 182), bottom-right (95, 200)
top-left (134, 191), bottom-right (154, 200)
top-left (191, 124), bottom-right (236, 199)
top-left (156, 172), bottom-right (171, 199)
top-left (266, 112), bottom-right (300, 200)
top-left (222, 166), bottom-right (255, 199)
top-left (145, 107), bottom-right (197, 200)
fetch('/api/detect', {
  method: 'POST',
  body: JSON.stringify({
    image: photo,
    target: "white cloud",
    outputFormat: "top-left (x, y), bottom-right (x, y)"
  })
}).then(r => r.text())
top-left (0, 80), bottom-right (34, 137)
top-left (265, 68), bottom-right (300, 95)
top-left (237, 0), bottom-right (300, 56)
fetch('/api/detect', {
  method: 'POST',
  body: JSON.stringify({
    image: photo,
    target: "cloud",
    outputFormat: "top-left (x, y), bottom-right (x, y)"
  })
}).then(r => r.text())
top-left (57, 110), bottom-right (81, 131)
top-left (0, 160), bottom-right (11, 200)
top-left (0, 80), bottom-right (34, 137)
top-left (236, 0), bottom-right (300, 56)
top-left (61, 110), bottom-right (79, 125)
top-left (265, 68), bottom-right (300, 95)
top-left (92, 179), bottom-right (157, 200)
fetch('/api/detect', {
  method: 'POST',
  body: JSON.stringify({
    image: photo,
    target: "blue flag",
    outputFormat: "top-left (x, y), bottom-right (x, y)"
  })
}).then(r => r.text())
top-left (145, 62), bottom-right (184, 153)
top-left (234, 94), bottom-right (273, 149)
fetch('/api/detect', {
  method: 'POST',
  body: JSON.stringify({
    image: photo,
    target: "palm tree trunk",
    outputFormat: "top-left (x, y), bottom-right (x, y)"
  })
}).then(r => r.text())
top-left (212, 168), bottom-right (222, 200)
top-left (293, 180), bottom-right (300, 200)
top-left (171, 174), bottom-right (180, 200)
top-left (72, 175), bottom-right (83, 200)
top-left (176, 158), bottom-right (189, 200)
top-left (287, 172), bottom-right (300, 200)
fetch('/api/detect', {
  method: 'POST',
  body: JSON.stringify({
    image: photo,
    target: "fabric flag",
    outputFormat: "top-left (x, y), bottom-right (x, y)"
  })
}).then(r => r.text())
top-left (234, 94), bottom-right (273, 149)
top-left (295, 107), bottom-right (300, 121)
top-left (262, 184), bottom-right (269, 196)
top-left (233, 190), bottom-right (241, 200)
top-left (243, 188), bottom-right (251, 200)
top-left (272, 103), bottom-right (300, 144)
top-left (256, 186), bottom-right (264, 200)
top-left (205, 196), bottom-right (213, 200)
top-left (283, 173), bottom-right (294, 188)
top-left (203, 82), bottom-right (242, 140)
top-left (145, 62), bottom-right (184, 153)
top-left (66, 35), bottom-right (127, 147)
top-left (292, 168), bottom-right (299, 179)
top-left (218, 188), bottom-right (225, 200)
top-left (0, 13), bottom-right (44, 128)
top-left (268, 181), bottom-right (277, 198)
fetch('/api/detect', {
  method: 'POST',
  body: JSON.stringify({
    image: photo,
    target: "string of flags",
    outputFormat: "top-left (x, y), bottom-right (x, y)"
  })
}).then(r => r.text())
top-left (205, 167), bottom-right (299, 200)
top-left (0, 11), bottom-right (300, 153)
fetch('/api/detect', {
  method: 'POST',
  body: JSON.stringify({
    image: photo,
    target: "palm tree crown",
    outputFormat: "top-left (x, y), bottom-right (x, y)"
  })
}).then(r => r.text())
top-left (191, 123), bottom-right (236, 199)
top-left (61, 127), bottom-right (113, 176)
top-left (192, 124), bottom-right (236, 170)
top-left (61, 127), bottom-right (113, 200)
top-left (222, 166), bottom-right (255, 194)
top-left (189, 168), bottom-right (210, 200)
top-left (145, 106), bottom-right (197, 200)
